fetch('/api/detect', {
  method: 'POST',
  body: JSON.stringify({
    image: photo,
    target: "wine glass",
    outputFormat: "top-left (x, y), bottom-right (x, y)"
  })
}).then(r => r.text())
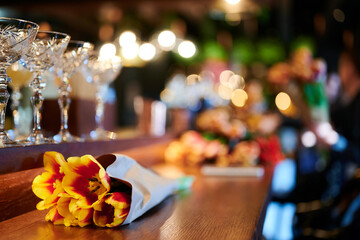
top-left (82, 50), bottom-right (122, 140)
top-left (0, 17), bottom-right (39, 147)
top-left (6, 61), bottom-right (33, 140)
top-left (53, 40), bottom-right (94, 143)
top-left (22, 31), bottom-right (70, 145)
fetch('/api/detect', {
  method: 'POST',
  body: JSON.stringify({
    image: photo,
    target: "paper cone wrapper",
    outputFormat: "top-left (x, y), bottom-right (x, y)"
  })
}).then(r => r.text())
top-left (104, 154), bottom-right (192, 225)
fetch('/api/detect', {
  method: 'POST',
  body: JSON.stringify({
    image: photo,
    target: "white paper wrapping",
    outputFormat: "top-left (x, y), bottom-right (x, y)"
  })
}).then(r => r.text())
top-left (105, 154), bottom-right (191, 225)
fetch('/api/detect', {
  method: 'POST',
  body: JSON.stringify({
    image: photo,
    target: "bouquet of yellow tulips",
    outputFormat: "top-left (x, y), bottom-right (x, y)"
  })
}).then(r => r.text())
top-left (32, 151), bottom-right (131, 227)
top-left (32, 152), bottom-right (191, 228)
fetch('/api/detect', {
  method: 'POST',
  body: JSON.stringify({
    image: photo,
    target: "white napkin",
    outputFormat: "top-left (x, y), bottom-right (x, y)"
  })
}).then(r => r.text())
top-left (105, 154), bottom-right (193, 225)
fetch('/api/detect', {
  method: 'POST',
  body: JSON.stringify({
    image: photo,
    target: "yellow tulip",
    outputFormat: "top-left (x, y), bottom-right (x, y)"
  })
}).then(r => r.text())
top-left (93, 192), bottom-right (131, 228)
top-left (32, 152), bottom-right (67, 210)
top-left (62, 155), bottom-right (111, 209)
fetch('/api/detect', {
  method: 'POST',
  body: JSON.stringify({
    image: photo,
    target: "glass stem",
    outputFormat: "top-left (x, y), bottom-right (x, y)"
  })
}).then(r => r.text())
top-left (30, 75), bottom-right (44, 135)
top-left (0, 67), bottom-right (10, 134)
top-left (95, 84), bottom-right (108, 132)
top-left (58, 80), bottom-right (71, 133)
top-left (11, 87), bottom-right (21, 137)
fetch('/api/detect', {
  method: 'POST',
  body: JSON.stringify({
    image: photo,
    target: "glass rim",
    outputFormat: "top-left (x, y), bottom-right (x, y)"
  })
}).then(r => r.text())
top-left (37, 30), bottom-right (71, 39)
top-left (68, 40), bottom-right (94, 48)
top-left (0, 17), bottom-right (39, 30)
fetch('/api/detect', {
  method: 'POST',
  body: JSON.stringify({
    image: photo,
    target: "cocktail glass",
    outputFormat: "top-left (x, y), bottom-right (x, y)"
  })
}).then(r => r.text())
top-left (82, 51), bottom-right (122, 140)
top-left (0, 17), bottom-right (38, 147)
top-left (7, 61), bottom-right (33, 139)
top-left (22, 31), bottom-right (70, 144)
top-left (53, 41), bottom-right (94, 143)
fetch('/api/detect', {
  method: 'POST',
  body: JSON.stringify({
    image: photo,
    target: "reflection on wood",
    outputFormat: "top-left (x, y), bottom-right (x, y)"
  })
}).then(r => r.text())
top-left (0, 165), bottom-right (274, 240)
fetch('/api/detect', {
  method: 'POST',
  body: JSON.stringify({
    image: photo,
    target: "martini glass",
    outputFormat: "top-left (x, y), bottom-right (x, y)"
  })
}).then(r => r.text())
top-left (82, 51), bottom-right (122, 140)
top-left (7, 61), bottom-right (33, 140)
top-left (53, 41), bottom-right (94, 143)
top-left (22, 31), bottom-right (70, 145)
top-left (0, 17), bottom-right (38, 147)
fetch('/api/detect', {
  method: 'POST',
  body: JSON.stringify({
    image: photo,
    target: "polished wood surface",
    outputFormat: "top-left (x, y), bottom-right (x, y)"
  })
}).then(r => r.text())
top-left (0, 165), bottom-right (274, 240)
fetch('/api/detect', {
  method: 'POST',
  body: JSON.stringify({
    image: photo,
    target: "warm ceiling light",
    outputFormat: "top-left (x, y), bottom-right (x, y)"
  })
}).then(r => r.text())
top-left (231, 89), bottom-right (248, 107)
top-left (301, 131), bottom-right (316, 148)
top-left (225, 0), bottom-right (241, 5)
top-left (119, 31), bottom-right (137, 48)
top-left (218, 84), bottom-right (232, 100)
top-left (122, 42), bottom-right (139, 60)
top-left (316, 122), bottom-right (332, 138)
top-left (228, 74), bottom-right (245, 90)
top-left (99, 43), bottom-right (116, 59)
top-left (275, 92), bottom-right (291, 111)
top-left (139, 43), bottom-right (156, 61)
top-left (219, 70), bottom-right (234, 85)
top-left (333, 8), bottom-right (345, 23)
top-left (158, 30), bottom-right (176, 50)
top-left (178, 40), bottom-right (196, 58)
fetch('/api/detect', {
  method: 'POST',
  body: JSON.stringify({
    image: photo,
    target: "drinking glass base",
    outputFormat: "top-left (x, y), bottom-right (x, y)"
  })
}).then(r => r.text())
top-left (53, 130), bottom-right (82, 143)
top-left (84, 129), bottom-right (117, 141)
top-left (26, 131), bottom-right (54, 145)
top-left (0, 131), bottom-right (17, 147)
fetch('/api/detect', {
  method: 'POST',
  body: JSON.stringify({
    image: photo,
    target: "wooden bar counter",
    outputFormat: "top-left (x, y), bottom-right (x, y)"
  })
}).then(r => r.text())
top-left (0, 137), bottom-right (274, 240)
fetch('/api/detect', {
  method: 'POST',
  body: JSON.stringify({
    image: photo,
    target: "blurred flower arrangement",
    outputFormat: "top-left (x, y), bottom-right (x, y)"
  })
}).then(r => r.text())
top-left (267, 46), bottom-right (340, 146)
top-left (162, 46), bottom-right (290, 168)
top-left (32, 151), bottom-right (131, 228)
top-left (267, 46), bottom-right (329, 124)
top-left (165, 106), bottom-right (284, 167)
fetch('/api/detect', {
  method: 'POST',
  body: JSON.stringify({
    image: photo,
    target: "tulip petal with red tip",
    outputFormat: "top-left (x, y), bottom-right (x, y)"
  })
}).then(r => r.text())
top-left (32, 152), bottom-right (67, 210)
top-left (62, 155), bottom-right (111, 208)
top-left (56, 196), bottom-right (93, 227)
top-left (93, 192), bottom-right (131, 228)
top-left (43, 151), bottom-right (66, 176)
top-left (45, 206), bottom-right (65, 225)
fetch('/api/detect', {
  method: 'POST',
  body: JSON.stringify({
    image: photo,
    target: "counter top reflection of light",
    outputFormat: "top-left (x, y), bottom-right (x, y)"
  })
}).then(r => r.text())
top-left (178, 40), bottom-right (196, 58)
top-left (139, 43), bottom-right (156, 61)
top-left (99, 43), bottom-right (116, 59)
top-left (158, 30), bottom-right (176, 50)
top-left (275, 92), bottom-right (291, 111)
top-left (119, 31), bottom-right (137, 48)
top-left (301, 131), bottom-right (316, 148)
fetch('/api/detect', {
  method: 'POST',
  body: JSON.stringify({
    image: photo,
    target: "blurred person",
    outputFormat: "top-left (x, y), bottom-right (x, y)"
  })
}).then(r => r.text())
top-left (325, 73), bottom-right (341, 107)
top-left (293, 51), bottom-right (360, 239)
top-left (294, 51), bottom-right (360, 239)
top-left (331, 51), bottom-right (360, 167)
